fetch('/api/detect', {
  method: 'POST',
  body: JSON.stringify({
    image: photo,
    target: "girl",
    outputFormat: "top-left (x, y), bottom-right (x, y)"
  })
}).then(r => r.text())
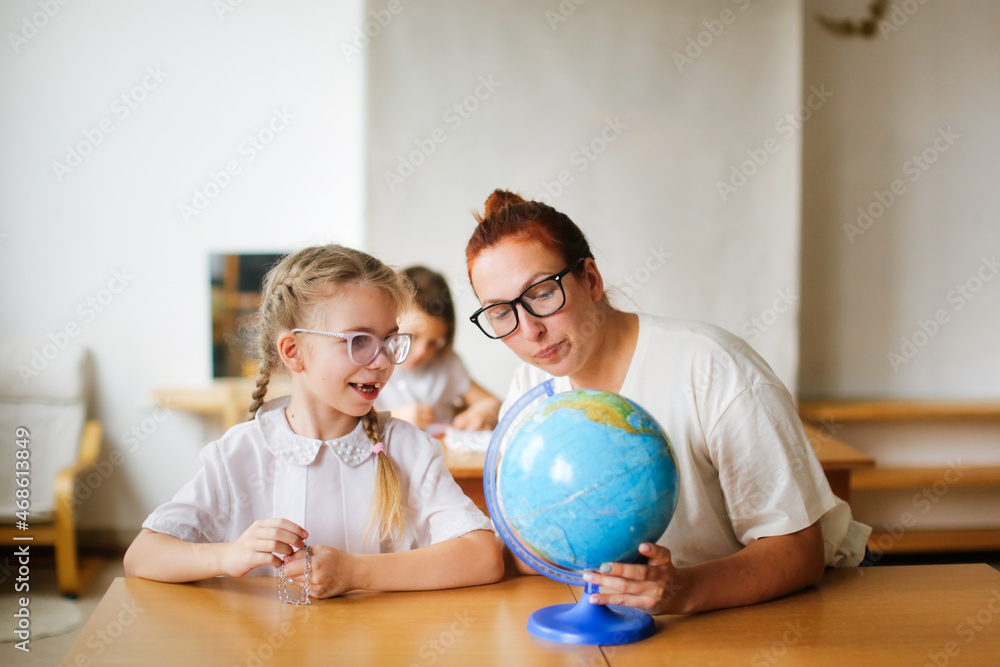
top-left (124, 245), bottom-right (503, 598)
top-left (375, 265), bottom-right (501, 431)
top-left (465, 190), bottom-right (871, 615)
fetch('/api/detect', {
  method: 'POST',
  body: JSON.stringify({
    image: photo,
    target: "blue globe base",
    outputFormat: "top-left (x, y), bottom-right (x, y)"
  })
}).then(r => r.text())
top-left (526, 584), bottom-right (656, 646)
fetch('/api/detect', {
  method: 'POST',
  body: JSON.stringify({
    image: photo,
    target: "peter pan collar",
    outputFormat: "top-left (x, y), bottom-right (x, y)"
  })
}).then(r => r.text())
top-left (255, 395), bottom-right (377, 467)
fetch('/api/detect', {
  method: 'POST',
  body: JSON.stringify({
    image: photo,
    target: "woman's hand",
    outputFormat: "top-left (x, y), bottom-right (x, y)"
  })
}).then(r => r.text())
top-left (583, 542), bottom-right (690, 615)
top-left (282, 545), bottom-right (359, 599)
top-left (392, 403), bottom-right (436, 430)
top-left (220, 518), bottom-right (307, 578)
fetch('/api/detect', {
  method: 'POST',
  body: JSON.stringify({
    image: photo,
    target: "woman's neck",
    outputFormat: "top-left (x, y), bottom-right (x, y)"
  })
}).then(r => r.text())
top-left (568, 308), bottom-right (639, 394)
top-left (284, 393), bottom-right (361, 441)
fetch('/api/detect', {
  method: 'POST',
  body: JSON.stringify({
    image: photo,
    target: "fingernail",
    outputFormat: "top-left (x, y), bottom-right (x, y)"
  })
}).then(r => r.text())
top-left (589, 595), bottom-right (599, 604)
top-left (583, 573), bottom-right (594, 582)
top-left (639, 543), bottom-right (651, 553)
top-left (599, 563), bottom-right (612, 573)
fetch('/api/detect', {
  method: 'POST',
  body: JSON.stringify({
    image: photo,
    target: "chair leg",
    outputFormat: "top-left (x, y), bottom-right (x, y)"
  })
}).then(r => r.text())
top-left (54, 493), bottom-right (82, 598)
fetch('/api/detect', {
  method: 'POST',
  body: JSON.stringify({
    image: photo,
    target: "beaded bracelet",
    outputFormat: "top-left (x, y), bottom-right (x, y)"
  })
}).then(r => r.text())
top-left (277, 545), bottom-right (312, 605)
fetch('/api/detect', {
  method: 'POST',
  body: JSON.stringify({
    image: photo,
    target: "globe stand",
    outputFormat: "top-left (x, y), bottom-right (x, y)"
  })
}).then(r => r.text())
top-left (485, 380), bottom-right (669, 647)
top-left (527, 583), bottom-right (655, 646)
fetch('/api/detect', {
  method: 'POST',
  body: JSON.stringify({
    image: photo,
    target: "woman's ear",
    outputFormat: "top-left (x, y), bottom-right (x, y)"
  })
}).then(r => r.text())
top-left (277, 332), bottom-right (304, 373)
top-left (582, 257), bottom-right (605, 302)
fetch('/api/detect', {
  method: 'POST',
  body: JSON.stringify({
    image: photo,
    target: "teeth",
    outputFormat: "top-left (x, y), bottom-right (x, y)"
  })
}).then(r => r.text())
top-left (374, 383), bottom-right (381, 389)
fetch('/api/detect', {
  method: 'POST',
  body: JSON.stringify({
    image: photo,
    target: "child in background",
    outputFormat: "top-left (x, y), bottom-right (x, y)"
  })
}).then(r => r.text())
top-left (124, 246), bottom-right (503, 598)
top-left (376, 266), bottom-right (501, 432)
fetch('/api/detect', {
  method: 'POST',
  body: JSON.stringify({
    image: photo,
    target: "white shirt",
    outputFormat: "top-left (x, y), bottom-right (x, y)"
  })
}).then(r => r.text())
top-left (143, 395), bottom-right (492, 576)
top-left (501, 314), bottom-right (871, 568)
top-left (376, 350), bottom-right (472, 424)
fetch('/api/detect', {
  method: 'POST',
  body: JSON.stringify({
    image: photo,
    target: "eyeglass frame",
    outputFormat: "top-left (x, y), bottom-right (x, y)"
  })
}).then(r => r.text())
top-left (468, 257), bottom-right (587, 340)
top-left (290, 328), bottom-right (413, 365)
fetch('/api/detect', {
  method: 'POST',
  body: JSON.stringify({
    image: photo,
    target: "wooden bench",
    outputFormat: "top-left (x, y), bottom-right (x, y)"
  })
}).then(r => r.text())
top-left (798, 400), bottom-right (1000, 554)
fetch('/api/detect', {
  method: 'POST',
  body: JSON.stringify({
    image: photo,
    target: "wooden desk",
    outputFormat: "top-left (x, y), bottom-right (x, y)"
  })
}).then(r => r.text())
top-left (446, 424), bottom-right (874, 511)
top-left (63, 565), bottom-right (1000, 665)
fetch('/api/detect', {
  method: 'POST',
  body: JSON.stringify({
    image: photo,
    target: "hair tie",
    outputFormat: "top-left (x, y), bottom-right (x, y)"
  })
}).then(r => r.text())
top-left (372, 442), bottom-right (385, 457)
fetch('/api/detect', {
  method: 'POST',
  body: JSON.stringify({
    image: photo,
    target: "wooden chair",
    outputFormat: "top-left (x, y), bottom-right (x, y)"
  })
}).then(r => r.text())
top-left (0, 342), bottom-right (101, 597)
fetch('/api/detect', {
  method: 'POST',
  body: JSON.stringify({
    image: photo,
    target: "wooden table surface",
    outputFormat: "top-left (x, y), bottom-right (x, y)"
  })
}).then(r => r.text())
top-left (63, 564), bottom-right (1000, 666)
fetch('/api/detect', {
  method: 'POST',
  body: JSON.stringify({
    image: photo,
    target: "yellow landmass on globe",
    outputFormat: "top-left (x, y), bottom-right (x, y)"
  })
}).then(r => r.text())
top-left (540, 392), bottom-right (658, 436)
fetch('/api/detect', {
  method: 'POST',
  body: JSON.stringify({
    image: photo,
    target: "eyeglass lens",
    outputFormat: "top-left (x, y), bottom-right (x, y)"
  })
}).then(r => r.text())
top-left (350, 333), bottom-right (410, 365)
top-left (480, 277), bottom-right (565, 338)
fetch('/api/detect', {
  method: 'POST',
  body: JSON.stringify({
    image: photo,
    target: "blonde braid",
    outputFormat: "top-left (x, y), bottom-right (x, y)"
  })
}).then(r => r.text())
top-left (362, 408), bottom-right (405, 548)
top-left (246, 371), bottom-right (271, 420)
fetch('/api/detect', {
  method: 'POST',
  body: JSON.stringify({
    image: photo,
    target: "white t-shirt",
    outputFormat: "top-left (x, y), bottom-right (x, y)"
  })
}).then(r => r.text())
top-left (376, 350), bottom-right (472, 424)
top-left (143, 395), bottom-right (492, 576)
top-left (501, 314), bottom-right (871, 568)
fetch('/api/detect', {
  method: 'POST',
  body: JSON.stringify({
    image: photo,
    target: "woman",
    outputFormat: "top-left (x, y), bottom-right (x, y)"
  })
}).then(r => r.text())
top-left (466, 189), bottom-right (870, 615)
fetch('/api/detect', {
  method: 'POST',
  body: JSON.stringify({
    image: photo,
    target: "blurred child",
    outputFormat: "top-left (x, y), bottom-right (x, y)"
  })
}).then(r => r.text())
top-left (124, 246), bottom-right (503, 598)
top-left (376, 266), bottom-right (501, 431)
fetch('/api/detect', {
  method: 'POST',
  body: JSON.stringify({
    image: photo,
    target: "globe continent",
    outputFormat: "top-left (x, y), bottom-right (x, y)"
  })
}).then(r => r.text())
top-left (498, 389), bottom-right (678, 571)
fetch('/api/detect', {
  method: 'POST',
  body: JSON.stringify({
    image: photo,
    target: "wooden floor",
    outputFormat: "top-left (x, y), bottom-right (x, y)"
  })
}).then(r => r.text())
top-left (0, 549), bottom-right (125, 667)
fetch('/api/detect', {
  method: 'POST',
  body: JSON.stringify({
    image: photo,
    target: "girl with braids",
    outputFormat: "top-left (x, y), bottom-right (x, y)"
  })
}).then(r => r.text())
top-left (375, 265), bottom-right (501, 431)
top-left (466, 190), bottom-right (870, 615)
top-left (125, 245), bottom-right (503, 598)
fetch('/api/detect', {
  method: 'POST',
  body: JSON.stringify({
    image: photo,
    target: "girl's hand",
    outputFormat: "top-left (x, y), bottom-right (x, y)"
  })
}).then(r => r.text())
top-left (452, 402), bottom-right (499, 430)
top-left (392, 404), bottom-right (436, 430)
top-left (221, 518), bottom-right (307, 578)
top-left (282, 545), bottom-right (359, 599)
top-left (583, 542), bottom-right (689, 615)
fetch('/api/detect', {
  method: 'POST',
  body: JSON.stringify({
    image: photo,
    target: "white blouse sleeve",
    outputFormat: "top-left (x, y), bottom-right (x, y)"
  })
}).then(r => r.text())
top-left (141, 441), bottom-right (233, 544)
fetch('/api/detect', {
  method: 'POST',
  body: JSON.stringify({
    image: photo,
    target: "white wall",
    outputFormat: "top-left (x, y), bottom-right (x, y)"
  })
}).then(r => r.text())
top-left (800, 0), bottom-right (1000, 398)
top-left (0, 0), bottom-right (367, 538)
top-left (365, 0), bottom-right (804, 399)
top-left (800, 0), bottom-right (1000, 535)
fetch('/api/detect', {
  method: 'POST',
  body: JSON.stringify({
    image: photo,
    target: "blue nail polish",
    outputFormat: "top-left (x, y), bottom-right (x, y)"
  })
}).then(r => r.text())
top-left (600, 563), bottom-right (612, 573)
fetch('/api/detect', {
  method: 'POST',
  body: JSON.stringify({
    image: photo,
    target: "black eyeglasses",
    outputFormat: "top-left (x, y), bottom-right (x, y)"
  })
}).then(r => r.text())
top-left (469, 257), bottom-right (585, 339)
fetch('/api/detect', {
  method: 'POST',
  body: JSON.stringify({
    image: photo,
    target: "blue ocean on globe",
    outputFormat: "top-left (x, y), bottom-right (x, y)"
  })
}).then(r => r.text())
top-left (498, 388), bottom-right (679, 571)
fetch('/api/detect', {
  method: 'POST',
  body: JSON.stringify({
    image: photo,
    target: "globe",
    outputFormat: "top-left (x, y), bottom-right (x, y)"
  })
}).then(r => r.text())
top-left (484, 380), bottom-right (679, 645)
